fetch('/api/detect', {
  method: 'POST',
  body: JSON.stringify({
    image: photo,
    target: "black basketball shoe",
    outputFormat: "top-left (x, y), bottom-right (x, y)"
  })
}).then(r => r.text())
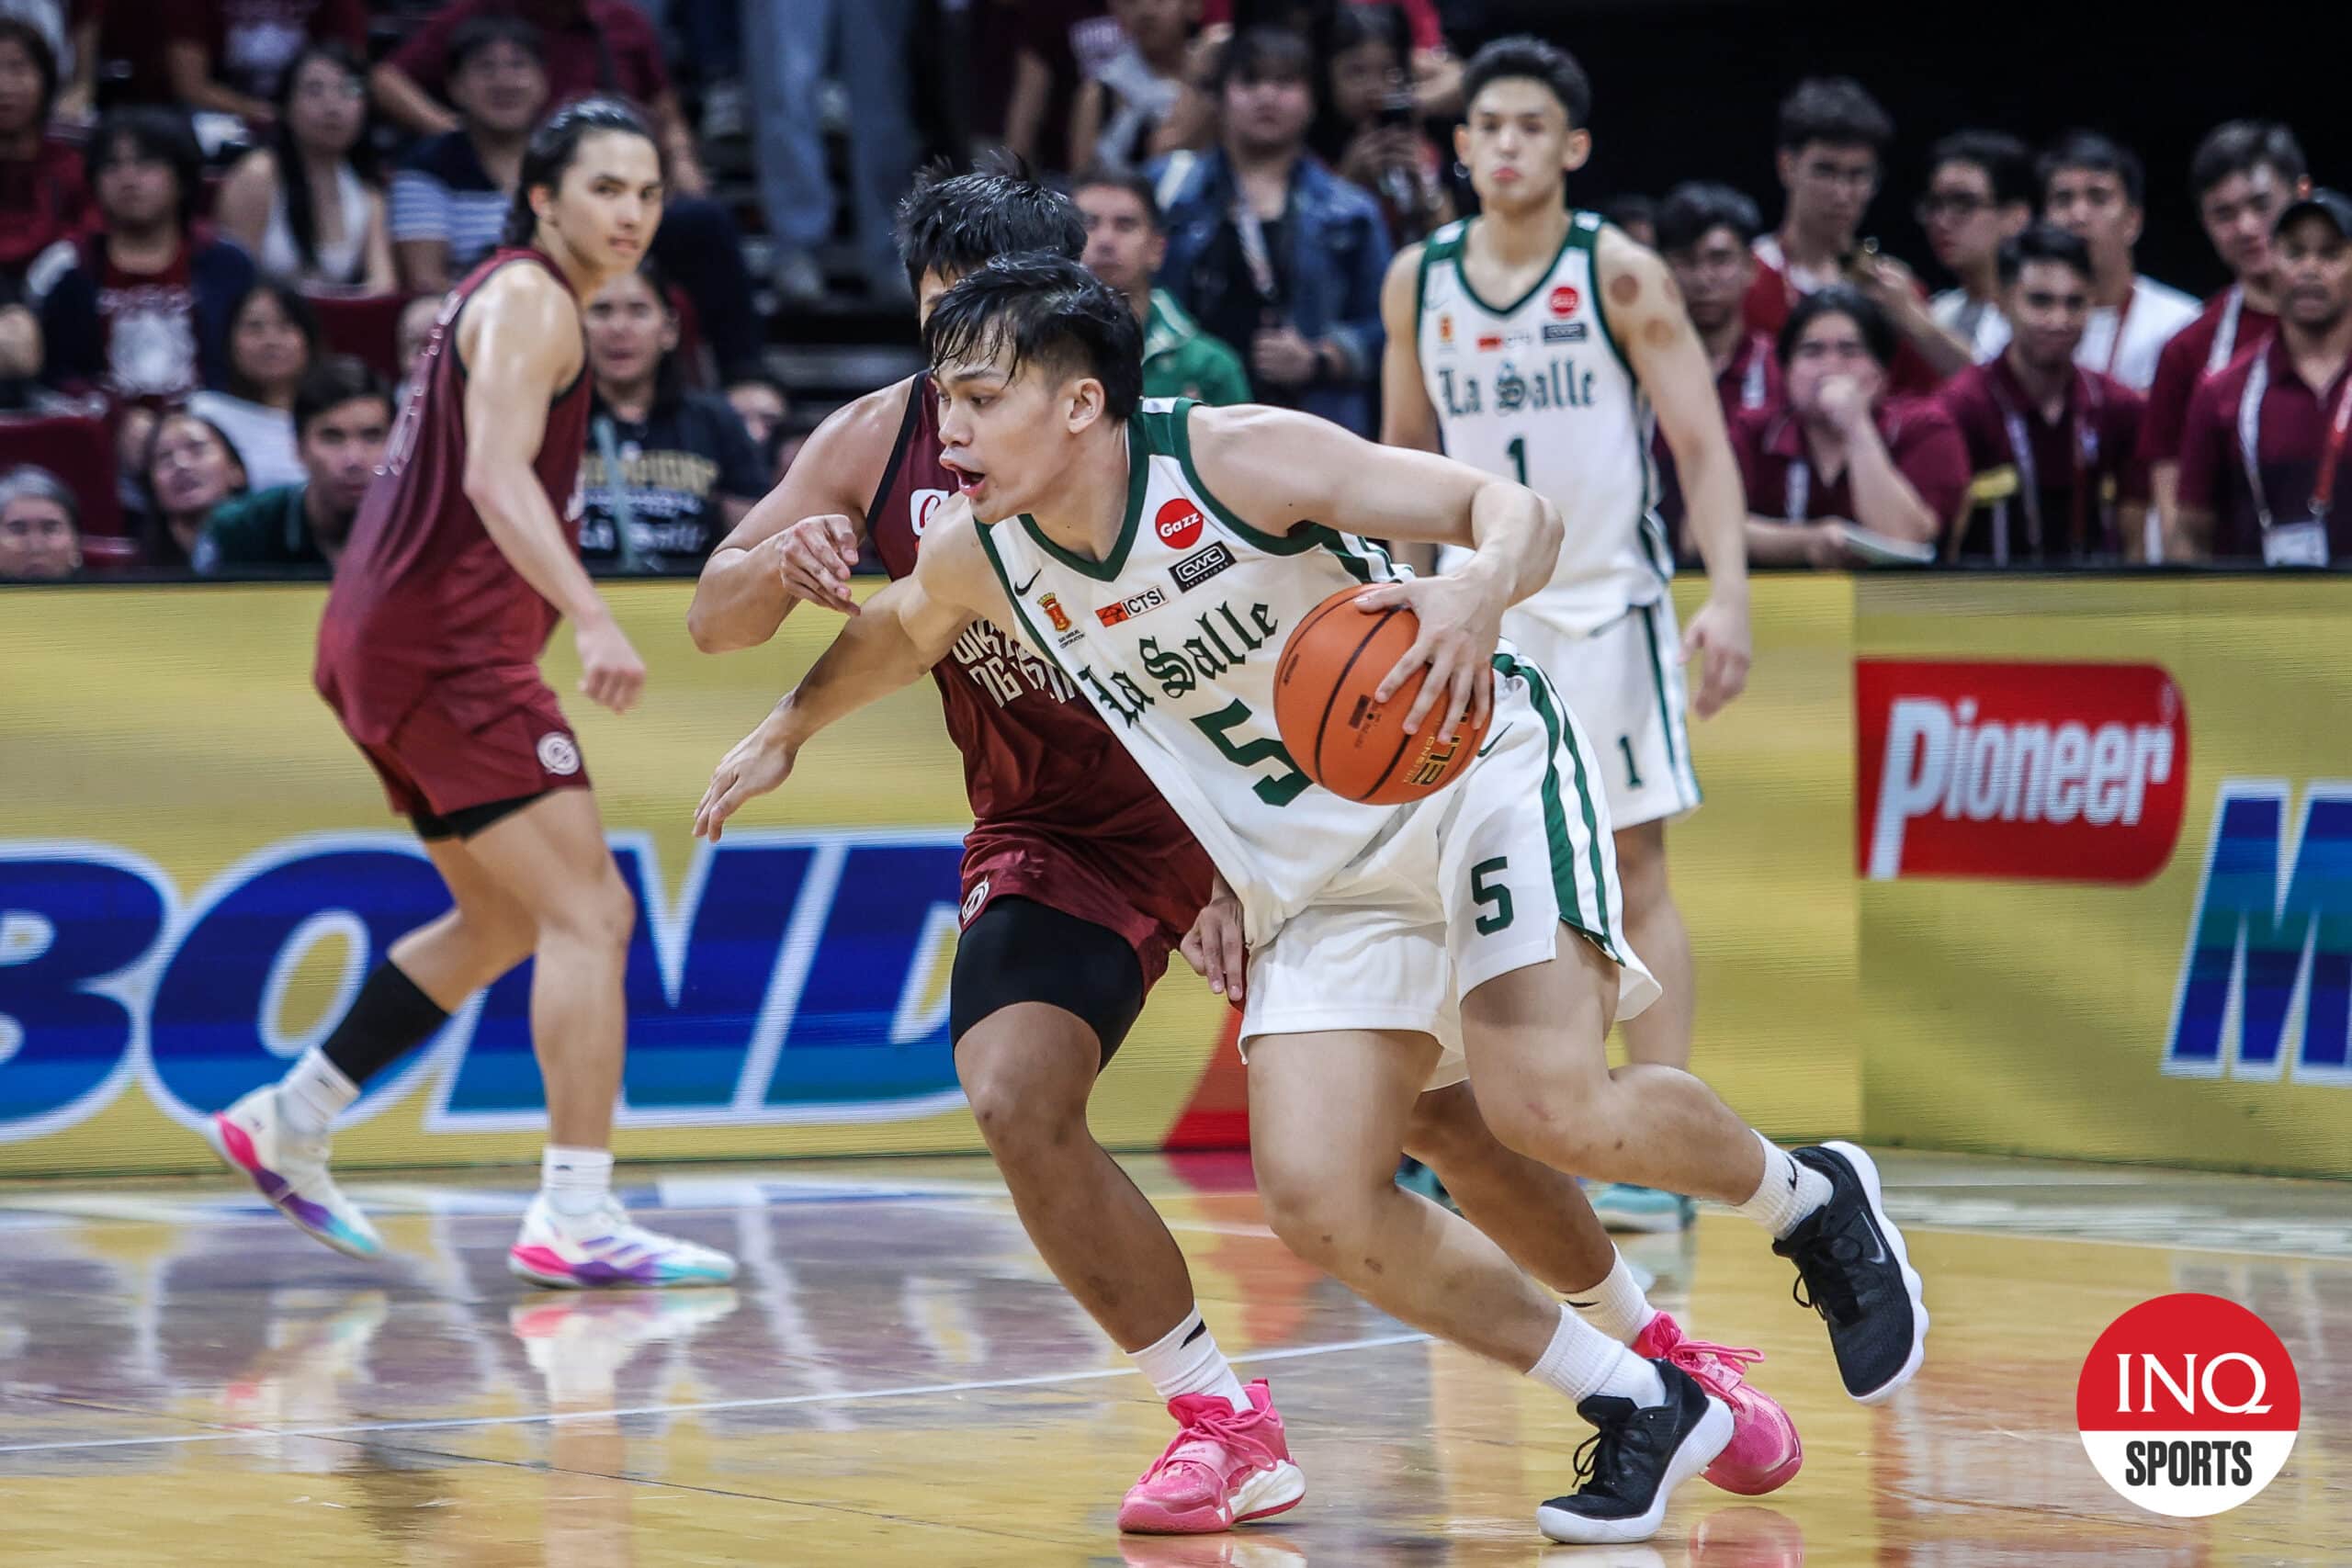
top-left (1772, 1140), bottom-right (1928, 1404)
top-left (1536, 1360), bottom-right (1732, 1544)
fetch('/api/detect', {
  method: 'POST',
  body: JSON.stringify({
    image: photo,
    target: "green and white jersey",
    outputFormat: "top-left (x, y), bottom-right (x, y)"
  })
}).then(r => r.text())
top-left (975, 399), bottom-right (1424, 946)
top-left (1416, 211), bottom-right (1670, 636)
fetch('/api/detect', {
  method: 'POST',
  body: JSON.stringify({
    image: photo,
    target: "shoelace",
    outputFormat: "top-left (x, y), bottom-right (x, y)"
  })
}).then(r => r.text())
top-left (1664, 1336), bottom-right (1765, 1394)
top-left (1139, 1404), bottom-right (1278, 1484)
top-left (1786, 1229), bottom-right (1867, 1325)
top-left (1569, 1417), bottom-right (1634, 1502)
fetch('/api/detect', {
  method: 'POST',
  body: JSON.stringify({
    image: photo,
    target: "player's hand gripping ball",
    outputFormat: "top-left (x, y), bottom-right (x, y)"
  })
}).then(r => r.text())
top-left (1273, 584), bottom-right (1491, 806)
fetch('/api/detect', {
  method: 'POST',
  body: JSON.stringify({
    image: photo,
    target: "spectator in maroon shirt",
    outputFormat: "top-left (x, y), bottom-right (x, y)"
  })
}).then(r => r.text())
top-left (2176, 192), bottom-right (2352, 566)
top-left (1655, 181), bottom-right (1779, 554)
top-left (2143, 121), bottom-right (2309, 540)
top-left (1745, 77), bottom-right (1954, 395)
top-left (1733, 284), bottom-right (1969, 567)
top-left (87, 0), bottom-right (366, 123)
top-left (1939, 224), bottom-right (2147, 566)
top-left (0, 17), bottom-right (91, 287)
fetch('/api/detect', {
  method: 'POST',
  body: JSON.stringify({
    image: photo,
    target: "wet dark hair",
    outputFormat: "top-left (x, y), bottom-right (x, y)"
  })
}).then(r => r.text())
top-left (87, 107), bottom-right (204, 230)
top-left (1928, 130), bottom-right (2035, 209)
top-left (294, 355), bottom-right (391, 440)
top-left (2039, 130), bottom-right (2144, 208)
top-left (1600, 193), bottom-right (1654, 234)
top-left (1998, 221), bottom-right (2094, 288)
top-left (1776, 76), bottom-right (1893, 157)
top-left (448, 13), bottom-right (545, 75)
top-left (224, 280), bottom-right (323, 402)
top-left (922, 252), bottom-right (1143, 423)
top-left (501, 96), bottom-right (659, 248)
top-left (1776, 284), bottom-right (1894, 369)
top-left (1655, 181), bottom-right (1762, 254)
top-left (2188, 120), bottom-right (2307, 201)
top-left (1214, 26), bottom-right (1314, 95)
top-left (273, 43), bottom-right (379, 284)
top-left (1462, 35), bottom-right (1591, 130)
top-left (1071, 164), bottom-right (1164, 231)
top-left (893, 153), bottom-right (1086, 291)
top-left (0, 17), bottom-right (58, 129)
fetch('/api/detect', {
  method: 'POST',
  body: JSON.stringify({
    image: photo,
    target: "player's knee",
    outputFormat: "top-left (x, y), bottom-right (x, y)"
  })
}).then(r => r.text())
top-left (957, 1046), bottom-right (1086, 1156)
top-left (1612, 823), bottom-right (1669, 901)
top-left (540, 867), bottom-right (635, 953)
top-left (1400, 1083), bottom-right (1488, 1169)
top-left (1255, 1158), bottom-right (1373, 1268)
top-left (1480, 1088), bottom-right (1610, 1175)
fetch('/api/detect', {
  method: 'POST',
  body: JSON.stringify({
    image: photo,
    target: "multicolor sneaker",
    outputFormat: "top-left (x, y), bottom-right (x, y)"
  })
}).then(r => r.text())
top-left (1118, 1379), bottom-right (1306, 1534)
top-left (1589, 1184), bottom-right (1697, 1234)
top-left (507, 1194), bottom-right (739, 1289)
top-left (1632, 1312), bottom-right (1802, 1495)
top-left (204, 1087), bottom-right (384, 1260)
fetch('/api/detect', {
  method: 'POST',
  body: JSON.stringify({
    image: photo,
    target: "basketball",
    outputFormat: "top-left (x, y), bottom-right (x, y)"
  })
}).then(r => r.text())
top-left (1272, 584), bottom-right (1491, 806)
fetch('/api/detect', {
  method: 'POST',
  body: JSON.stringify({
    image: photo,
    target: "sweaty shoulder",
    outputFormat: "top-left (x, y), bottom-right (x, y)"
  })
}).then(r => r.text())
top-left (458, 259), bottom-right (582, 378)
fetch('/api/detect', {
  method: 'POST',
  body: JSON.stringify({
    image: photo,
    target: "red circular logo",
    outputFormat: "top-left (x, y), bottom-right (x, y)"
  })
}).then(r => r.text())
top-left (1548, 285), bottom-right (1580, 318)
top-left (2075, 1292), bottom-right (2301, 1518)
top-left (1155, 498), bottom-right (1205, 551)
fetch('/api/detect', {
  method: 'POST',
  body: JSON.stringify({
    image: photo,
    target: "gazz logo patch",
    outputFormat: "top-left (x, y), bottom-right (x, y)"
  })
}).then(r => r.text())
top-left (1097, 586), bottom-right (1167, 627)
top-left (1171, 542), bottom-right (1237, 593)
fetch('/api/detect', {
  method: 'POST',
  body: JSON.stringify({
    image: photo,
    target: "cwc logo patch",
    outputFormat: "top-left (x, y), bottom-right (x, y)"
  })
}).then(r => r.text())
top-left (537, 733), bottom-right (582, 776)
top-left (1170, 541), bottom-right (1237, 592)
top-left (1543, 321), bottom-right (1588, 343)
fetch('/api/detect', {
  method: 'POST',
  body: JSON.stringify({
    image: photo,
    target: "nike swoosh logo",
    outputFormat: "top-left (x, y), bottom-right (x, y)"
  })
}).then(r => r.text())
top-left (1564, 1297), bottom-right (1599, 1310)
top-left (1859, 1212), bottom-right (1889, 1266)
top-left (1476, 722), bottom-right (1513, 758)
top-left (1013, 569), bottom-right (1041, 595)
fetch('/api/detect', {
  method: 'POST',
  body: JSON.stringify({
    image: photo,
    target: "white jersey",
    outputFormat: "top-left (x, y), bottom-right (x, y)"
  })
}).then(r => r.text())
top-left (975, 400), bottom-right (1459, 946)
top-left (1416, 211), bottom-right (1668, 636)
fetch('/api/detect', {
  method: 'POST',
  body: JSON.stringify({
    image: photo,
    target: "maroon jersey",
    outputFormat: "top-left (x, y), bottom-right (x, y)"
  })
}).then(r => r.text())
top-left (316, 249), bottom-right (590, 741)
top-left (865, 378), bottom-right (1214, 969)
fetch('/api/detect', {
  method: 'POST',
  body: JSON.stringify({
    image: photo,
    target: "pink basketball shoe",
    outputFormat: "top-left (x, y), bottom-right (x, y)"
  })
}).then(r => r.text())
top-left (1118, 1379), bottom-right (1306, 1534)
top-left (1633, 1313), bottom-right (1803, 1495)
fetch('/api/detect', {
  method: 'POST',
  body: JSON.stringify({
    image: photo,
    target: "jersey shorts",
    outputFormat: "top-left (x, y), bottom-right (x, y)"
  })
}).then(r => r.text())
top-left (1237, 655), bottom-right (1659, 1088)
top-left (958, 822), bottom-right (1194, 993)
top-left (324, 663), bottom-right (590, 822)
top-left (1508, 595), bottom-right (1701, 830)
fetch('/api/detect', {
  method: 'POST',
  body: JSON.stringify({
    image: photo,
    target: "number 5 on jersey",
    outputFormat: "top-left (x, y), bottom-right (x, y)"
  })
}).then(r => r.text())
top-left (1472, 856), bottom-right (1514, 934)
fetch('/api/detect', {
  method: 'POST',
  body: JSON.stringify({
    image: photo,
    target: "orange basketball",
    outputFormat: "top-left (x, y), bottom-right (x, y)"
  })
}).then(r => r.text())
top-left (1272, 584), bottom-right (1491, 806)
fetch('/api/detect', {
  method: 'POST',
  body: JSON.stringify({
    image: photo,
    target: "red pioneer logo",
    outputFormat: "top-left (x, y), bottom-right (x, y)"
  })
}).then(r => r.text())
top-left (1548, 285), bottom-right (1579, 318)
top-left (1155, 498), bottom-right (1205, 551)
top-left (1856, 660), bottom-right (2188, 884)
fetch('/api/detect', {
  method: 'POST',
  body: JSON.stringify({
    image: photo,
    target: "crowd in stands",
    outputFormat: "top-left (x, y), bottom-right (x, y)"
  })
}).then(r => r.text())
top-left (0, 0), bottom-right (2346, 582)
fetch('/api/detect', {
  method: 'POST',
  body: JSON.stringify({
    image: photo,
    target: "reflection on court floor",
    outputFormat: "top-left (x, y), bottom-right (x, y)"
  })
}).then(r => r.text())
top-left (0, 1151), bottom-right (2344, 1565)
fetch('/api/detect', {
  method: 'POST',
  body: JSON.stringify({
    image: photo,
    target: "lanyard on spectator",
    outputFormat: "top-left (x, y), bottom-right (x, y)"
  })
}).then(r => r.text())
top-left (1786, 457), bottom-right (1810, 522)
top-left (1740, 338), bottom-right (1770, 410)
top-left (593, 414), bottom-right (647, 572)
top-left (2237, 352), bottom-right (2352, 529)
top-left (2208, 285), bottom-right (2245, 376)
top-left (2099, 284), bottom-right (2136, 378)
top-left (1989, 370), bottom-right (2102, 558)
top-left (1230, 198), bottom-right (1282, 307)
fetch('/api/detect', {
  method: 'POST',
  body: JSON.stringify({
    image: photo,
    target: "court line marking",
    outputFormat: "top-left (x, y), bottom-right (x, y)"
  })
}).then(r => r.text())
top-left (0, 1329), bottom-right (1432, 1456)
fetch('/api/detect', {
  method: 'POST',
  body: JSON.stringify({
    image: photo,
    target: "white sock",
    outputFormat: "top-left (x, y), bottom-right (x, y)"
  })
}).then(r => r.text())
top-left (541, 1145), bottom-right (614, 1221)
top-left (1735, 1132), bottom-right (1832, 1238)
top-left (1566, 1248), bottom-right (1658, 1345)
top-left (1528, 1303), bottom-right (1665, 1407)
top-left (278, 1049), bottom-right (359, 1138)
top-left (1129, 1307), bottom-right (1251, 1415)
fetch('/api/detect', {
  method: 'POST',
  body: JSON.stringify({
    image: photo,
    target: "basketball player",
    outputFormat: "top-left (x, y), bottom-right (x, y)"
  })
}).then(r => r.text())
top-left (688, 166), bottom-right (1796, 1531)
top-left (1384, 38), bottom-right (1750, 1235)
top-left (695, 254), bottom-right (1929, 1544)
top-left (203, 98), bottom-right (735, 1291)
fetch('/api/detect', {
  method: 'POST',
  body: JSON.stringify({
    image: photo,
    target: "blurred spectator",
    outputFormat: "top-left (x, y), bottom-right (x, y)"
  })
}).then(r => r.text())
top-left (0, 276), bottom-right (59, 406)
top-left (1599, 193), bottom-right (1655, 250)
top-left (1197, 0), bottom-right (1459, 116)
top-left (1747, 77), bottom-right (1948, 394)
top-left (392, 291), bottom-right (439, 405)
top-left (1655, 181), bottom-right (1779, 550)
top-left (1070, 0), bottom-right (1198, 173)
top-left (29, 108), bottom-right (255, 404)
top-left (1076, 165), bottom-right (1250, 404)
top-left (0, 17), bottom-right (91, 287)
top-left (390, 16), bottom-right (539, 294)
top-left (0, 461), bottom-right (79, 578)
top-left (214, 44), bottom-right (393, 291)
top-left (1939, 225), bottom-right (2146, 565)
top-left (576, 260), bottom-right (763, 571)
top-left (194, 353), bottom-right (386, 572)
top-left (2177, 192), bottom-right (2352, 567)
top-left (1919, 130), bottom-right (2033, 367)
top-left (1151, 27), bottom-right (1390, 435)
top-left (724, 371), bottom-right (788, 479)
top-left (187, 279), bottom-right (318, 490)
top-left (2039, 130), bottom-right (2199, 392)
top-left (1316, 3), bottom-right (1448, 246)
top-left (989, 0), bottom-right (1118, 175)
top-left (136, 408), bottom-right (246, 569)
top-left (87, 0), bottom-right (364, 120)
top-left (379, 9), bottom-right (764, 382)
top-left (1734, 285), bottom-right (1968, 567)
top-left (743, 0), bottom-right (919, 303)
top-left (2143, 121), bottom-right (2308, 547)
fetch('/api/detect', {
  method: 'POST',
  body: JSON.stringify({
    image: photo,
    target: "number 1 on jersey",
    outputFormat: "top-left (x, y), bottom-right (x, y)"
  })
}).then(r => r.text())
top-left (1506, 434), bottom-right (1528, 486)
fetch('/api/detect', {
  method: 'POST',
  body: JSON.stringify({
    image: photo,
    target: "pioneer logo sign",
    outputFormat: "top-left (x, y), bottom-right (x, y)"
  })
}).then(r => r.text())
top-left (1857, 660), bottom-right (2188, 883)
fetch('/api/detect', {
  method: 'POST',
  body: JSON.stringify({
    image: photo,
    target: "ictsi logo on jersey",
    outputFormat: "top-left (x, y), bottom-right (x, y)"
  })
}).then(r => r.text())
top-left (2077, 1292), bottom-right (2300, 1517)
top-left (1856, 660), bottom-right (2188, 882)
